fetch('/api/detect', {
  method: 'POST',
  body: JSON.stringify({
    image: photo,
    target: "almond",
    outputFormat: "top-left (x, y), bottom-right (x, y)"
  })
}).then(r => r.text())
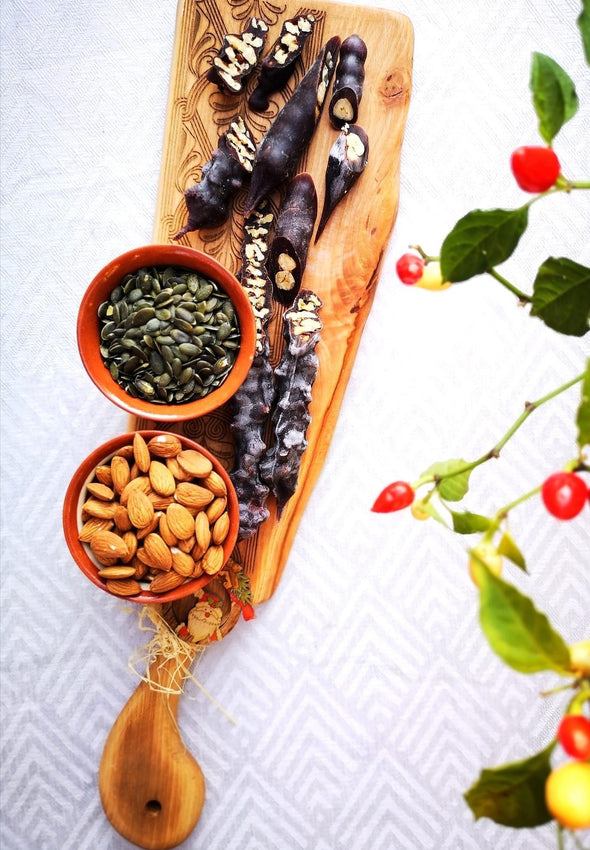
top-left (147, 433), bottom-right (183, 458)
top-left (114, 445), bottom-right (135, 462)
top-left (175, 482), bottom-right (214, 511)
top-left (149, 570), bottom-right (185, 593)
top-left (136, 511), bottom-right (161, 540)
top-left (170, 548), bottom-right (195, 577)
top-left (82, 498), bottom-right (118, 520)
top-left (113, 504), bottom-right (132, 532)
top-left (90, 530), bottom-right (129, 564)
top-left (206, 496), bottom-right (227, 523)
top-left (166, 456), bottom-right (194, 482)
top-left (110, 454), bottom-right (131, 494)
top-left (86, 482), bottom-right (115, 501)
top-left (202, 470), bottom-right (227, 497)
top-left (194, 511), bottom-right (211, 550)
top-left (149, 460), bottom-right (176, 496)
top-left (94, 465), bottom-right (113, 486)
top-left (143, 533), bottom-right (173, 571)
top-left (120, 476), bottom-right (151, 506)
top-left (211, 511), bottom-right (230, 545)
top-left (127, 488), bottom-right (155, 529)
top-left (159, 514), bottom-right (178, 547)
top-left (78, 517), bottom-right (113, 542)
top-left (132, 556), bottom-right (148, 581)
top-left (97, 565), bottom-right (137, 579)
top-left (166, 502), bottom-right (196, 540)
top-left (106, 577), bottom-right (142, 597)
top-left (133, 432), bottom-right (151, 473)
top-left (177, 449), bottom-right (213, 478)
top-left (177, 534), bottom-right (196, 554)
top-left (201, 544), bottom-right (224, 575)
top-left (192, 559), bottom-right (204, 578)
top-left (121, 531), bottom-right (138, 563)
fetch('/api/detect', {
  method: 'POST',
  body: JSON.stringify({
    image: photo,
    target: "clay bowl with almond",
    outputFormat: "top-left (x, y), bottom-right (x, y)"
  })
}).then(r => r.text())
top-left (77, 244), bottom-right (256, 422)
top-left (63, 430), bottom-right (240, 604)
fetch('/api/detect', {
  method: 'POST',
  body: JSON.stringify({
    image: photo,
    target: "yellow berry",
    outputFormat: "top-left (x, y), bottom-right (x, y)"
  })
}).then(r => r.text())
top-left (545, 762), bottom-right (590, 830)
top-left (468, 541), bottom-right (502, 587)
top-left (414, 261), bottom-right (452, 291)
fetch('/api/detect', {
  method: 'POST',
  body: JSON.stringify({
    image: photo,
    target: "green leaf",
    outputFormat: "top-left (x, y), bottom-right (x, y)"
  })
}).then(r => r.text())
top-left (451, 510), bottom-right (493, 534)
top-left (497, 530), bottom-right (527, 571)
top-left (576, 359), bottom-right (590, 449)
top-left (477, 564), bottom-right (571, 674)
top-left (464, 742), bottom-right (555, 827)
top-left (422, 459), bottom-right (472, 501)
top-left (531, 257), bottom-right (590, 337)
top-left (440, 207), bottom-right (529, 283)
top-left (530, 53), bottom-right (579, 143)
top-left (579, 0), bottom-right (590, 64)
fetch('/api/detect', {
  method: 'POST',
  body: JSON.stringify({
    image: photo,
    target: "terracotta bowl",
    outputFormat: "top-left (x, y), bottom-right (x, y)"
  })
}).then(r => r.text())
top-left (77, 244), bottom-right (256, 422)
top-left (62, 430), bottom-right (240, 604)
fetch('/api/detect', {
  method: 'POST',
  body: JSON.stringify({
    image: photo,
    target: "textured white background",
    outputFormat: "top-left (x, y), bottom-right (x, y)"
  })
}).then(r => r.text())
top-left (1, 0), bottom-right (589, 848)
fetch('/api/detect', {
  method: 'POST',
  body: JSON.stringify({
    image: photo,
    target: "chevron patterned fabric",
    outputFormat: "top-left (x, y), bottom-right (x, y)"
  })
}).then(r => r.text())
top-left (1, 0), bottom-right (589, 848)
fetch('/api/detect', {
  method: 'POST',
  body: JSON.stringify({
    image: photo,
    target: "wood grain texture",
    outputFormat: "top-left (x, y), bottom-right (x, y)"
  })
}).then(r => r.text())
top-left (98, 655), bottom-right (205, 850)
top-left (133, 0), bottom-right (413, 604)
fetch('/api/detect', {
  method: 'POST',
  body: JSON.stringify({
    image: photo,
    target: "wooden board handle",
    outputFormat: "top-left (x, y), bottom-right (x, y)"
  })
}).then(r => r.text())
top-left (98, 656), bottom-right (205, 850)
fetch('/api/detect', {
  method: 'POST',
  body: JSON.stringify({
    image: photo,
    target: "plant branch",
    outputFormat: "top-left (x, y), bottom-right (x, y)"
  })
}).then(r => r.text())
top-left (486, 268), bottom-right (532, 303)
top-left (414, 373), bottom-right (585, 490)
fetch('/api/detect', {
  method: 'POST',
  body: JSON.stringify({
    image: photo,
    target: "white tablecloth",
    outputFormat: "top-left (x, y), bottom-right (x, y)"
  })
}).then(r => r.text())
top-left (1, 1), bottom-right (589, 848)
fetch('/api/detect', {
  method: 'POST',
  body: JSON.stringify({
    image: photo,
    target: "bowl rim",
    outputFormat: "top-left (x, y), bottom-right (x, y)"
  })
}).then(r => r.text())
top-left (77, 243), bottom-right (256, 422)
top-left (62, 429), bottom-right (240, 604)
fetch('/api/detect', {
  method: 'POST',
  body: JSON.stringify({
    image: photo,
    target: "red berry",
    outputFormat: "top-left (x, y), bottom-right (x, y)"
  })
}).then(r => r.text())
top-left (396, 253), bottom-right (425, 285)
top-left (557, 715), bottom-right (590, 761)
top-left (371, 481), bottom-right (415, 513)
top-left (510, 146), bottom-right (561, 193)
top-left (541, 471), bottom-right (588, 520)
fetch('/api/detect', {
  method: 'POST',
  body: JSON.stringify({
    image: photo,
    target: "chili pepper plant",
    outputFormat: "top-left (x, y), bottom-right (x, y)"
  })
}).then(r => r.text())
top-left (377, 7), bottom-right (590, 846)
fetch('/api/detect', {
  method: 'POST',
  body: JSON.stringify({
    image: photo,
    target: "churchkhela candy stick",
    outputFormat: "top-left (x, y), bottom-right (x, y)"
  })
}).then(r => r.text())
top-left (248, 14), bottom-right (316, 113)
top-left (244, 35), bottom-right (341, 216)
top-left (315, 123), bottom-right (369, 243)
top-left (259, 290), bottom-right (323, 517)
top-left (268, 173), bottom-right (317, 305)
top-left (206, 18), bottom-right (269, 95)
top-left (173, 116), bottom-right (256, 239)
top-left (230, 202), bottom-right (276, 539)
top-left (328, 34), bottom-right (367, 129)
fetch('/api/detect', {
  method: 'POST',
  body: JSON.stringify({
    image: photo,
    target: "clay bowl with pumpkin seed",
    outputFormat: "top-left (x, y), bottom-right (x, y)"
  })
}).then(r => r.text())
top-left (77, 244), bottom-right (256, 421)
top-left (62, 430), bottom-right (240, 604)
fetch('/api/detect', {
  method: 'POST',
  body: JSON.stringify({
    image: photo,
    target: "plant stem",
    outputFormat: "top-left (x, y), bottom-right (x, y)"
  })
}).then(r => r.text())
top-left (494, 485), bottom-right (541, 520)
top-left (486, 268), bottom-right (532, 304)
top-left (557, 822), bottom-right (565, 850)
top-left (414, 373), bottom-right (585, 490)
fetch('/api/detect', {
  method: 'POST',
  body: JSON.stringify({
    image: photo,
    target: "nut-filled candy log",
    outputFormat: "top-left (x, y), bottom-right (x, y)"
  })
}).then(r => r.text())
top-left (206, 18), bottom-right (269, 95)
top-left (268, 172), bottom-right (317, 305)
top-left (328, 34), bottom-right (367, 129)
top-left (315, 124), bottom-right (369, 243)
top-left (259, 290), bottom-right (323, 517)
top-left (244, 35), bottom-right (341, 216)
top-left (174, 117), bottom-right (256, 239)
top-left (248, 14), bottom-right (316, 113)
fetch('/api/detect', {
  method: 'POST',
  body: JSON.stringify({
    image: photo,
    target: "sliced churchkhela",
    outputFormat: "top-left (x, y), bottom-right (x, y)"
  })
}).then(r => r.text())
top-left (315, 124), bottom-right (369, 243)
top-left (244, 35), bottom-right (341, 216)
top-left (230, 203), bottom-right (275, 539)
top-left (206, 18), bottom-right (269, 95)
top-left (328, 34), bottom-right (367, 129)
top-left (248, 14), bottom-right (316, 113)
top-left (268, 173), bottom-right (317, 305)
top-left (259, 291), bottom-right (323, 517)
top-left (173, 116), bottom-right (256, 240)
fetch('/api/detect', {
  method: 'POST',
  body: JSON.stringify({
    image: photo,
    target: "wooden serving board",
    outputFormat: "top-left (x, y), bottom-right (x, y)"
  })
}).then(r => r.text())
top-left (133, 0), bottom-right (413, 605)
